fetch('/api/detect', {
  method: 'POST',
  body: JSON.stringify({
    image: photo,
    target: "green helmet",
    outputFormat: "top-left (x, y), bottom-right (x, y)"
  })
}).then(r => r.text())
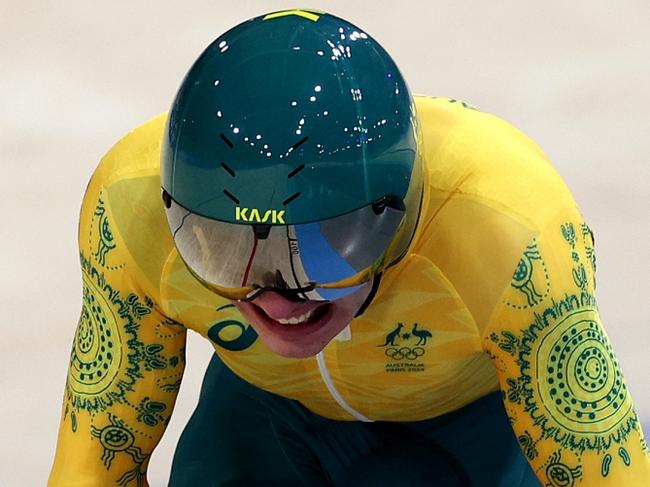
top-left (161, 9), bottom-right (423, 301)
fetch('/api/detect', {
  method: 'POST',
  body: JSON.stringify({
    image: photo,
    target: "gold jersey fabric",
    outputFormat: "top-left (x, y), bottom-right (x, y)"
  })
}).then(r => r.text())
top-left (50, 97), bottom-right (650, 486)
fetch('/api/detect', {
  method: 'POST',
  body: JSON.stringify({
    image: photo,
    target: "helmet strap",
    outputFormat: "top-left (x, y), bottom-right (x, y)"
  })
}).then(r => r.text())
top-left (354, 273), bottom-right (382, 318)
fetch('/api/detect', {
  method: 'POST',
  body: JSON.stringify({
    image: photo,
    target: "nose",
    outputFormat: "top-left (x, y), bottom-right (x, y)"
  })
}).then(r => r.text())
top-left (273, 269), bottom-right (289, 289)
top-left (266, 270), bottom-right (309, 301)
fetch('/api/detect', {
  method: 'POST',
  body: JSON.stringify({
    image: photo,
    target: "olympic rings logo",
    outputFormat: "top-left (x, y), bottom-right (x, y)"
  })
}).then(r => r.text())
top-left (385, 347), bottom-right (425, 361)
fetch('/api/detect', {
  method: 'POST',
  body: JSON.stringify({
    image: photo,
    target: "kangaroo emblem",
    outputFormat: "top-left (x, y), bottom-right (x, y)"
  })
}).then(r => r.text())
top-left (412, 323), bottom-right (432, 345)
top-left (377, 323), bottom-right (404, 347)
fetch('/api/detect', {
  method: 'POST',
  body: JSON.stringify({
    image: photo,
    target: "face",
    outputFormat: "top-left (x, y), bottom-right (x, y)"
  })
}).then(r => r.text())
top-left (234, 282), bottom-right (374, 358)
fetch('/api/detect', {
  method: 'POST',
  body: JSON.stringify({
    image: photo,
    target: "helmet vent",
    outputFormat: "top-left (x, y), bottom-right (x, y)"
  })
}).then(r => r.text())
top-left (289, 135), bottom-right (309, 152)
top-left (223, 189), bottom-right (240, 204)
top-left (283, 192), bottom-right (301, 206)
top-left (287, 164), bottom-right (305, 179)
top-left (220, 162), bottom-right (236, 177)
top-left (220, 133), bottom-right (234, 148)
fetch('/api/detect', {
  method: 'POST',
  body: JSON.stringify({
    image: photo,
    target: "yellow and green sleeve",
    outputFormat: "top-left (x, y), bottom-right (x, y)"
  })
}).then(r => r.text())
top-left (49, 157), bottom-right (187, 486)
top-left (483, 209), bottom-right (650, 485)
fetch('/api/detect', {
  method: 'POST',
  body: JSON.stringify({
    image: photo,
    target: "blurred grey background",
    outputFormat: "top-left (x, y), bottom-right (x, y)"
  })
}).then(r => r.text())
top-left (1, 1), bottom-right (648, 485)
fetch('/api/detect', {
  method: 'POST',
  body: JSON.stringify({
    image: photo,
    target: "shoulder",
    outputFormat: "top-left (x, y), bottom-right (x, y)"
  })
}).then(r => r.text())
top-left (410, 96), bottom-right (583, 329)
top-left (415, 95), bottom-right (576, 227)
top-left (90, 113), bottom-right (168, 187)
top-left (79, 113), bottom-right (174, 298)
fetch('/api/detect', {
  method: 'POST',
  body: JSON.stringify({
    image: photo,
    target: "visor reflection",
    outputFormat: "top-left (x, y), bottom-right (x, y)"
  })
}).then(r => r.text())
top-left (164, 192), bottom-right (404, 300)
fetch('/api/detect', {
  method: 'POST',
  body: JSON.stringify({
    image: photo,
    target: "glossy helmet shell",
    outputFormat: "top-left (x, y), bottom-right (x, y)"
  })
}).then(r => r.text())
top-left (161, 10), bottom-right (422, 229)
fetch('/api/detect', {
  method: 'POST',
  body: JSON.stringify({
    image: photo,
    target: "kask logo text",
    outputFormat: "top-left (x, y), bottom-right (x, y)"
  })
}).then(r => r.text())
top-left (235, 207), bottom-right (286, 224)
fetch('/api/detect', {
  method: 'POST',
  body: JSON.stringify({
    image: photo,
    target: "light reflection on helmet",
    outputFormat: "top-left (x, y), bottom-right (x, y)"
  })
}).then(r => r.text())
top-left (161, 9), bottom-right (423, 301)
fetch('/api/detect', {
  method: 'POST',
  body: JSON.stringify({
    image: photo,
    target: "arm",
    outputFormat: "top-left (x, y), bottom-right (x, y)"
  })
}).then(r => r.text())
top-left (483, 215), bottom-right (650, 485)
top-left (49, 172), bottom-right (187, 486)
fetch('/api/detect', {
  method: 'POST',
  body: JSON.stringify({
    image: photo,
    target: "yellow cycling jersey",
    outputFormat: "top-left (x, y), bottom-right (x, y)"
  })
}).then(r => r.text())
top-left (50, 96), bottom-right (650, 486)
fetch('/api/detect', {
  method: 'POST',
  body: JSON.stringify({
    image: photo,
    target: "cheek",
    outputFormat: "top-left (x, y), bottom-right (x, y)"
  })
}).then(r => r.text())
top-left (335, 284), bottom-right (374, 316)
top-left (329, 301), bottom-right (357, 323)
top-left (322, 302), bottom-right (361, 336)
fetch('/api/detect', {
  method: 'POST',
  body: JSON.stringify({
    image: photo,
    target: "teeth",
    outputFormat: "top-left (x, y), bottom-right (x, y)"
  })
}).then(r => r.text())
top-left (276, 309), bottom-right (315, 325)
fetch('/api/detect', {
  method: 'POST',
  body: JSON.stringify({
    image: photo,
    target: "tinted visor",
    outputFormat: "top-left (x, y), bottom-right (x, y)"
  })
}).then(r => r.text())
top-left (164, 193), bottom-right (405, 301)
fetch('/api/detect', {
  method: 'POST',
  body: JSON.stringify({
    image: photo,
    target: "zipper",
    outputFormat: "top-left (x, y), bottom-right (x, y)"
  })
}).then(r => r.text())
top-left (315, 351), bottom-right (373, 422)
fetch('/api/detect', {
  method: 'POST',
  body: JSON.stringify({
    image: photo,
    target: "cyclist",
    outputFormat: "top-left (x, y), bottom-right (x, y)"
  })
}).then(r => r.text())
top-left (49, 10), bottom-right (650, 486)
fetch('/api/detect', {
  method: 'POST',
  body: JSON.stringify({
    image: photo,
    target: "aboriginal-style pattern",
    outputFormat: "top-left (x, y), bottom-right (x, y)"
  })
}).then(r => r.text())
top-left (489, 221), bottom-right (646, 483)
top-left (518, 430), bottom-right (540, 460)
top-left (542, 450), bottom-right (582, 487)
top-left (561, 223), bottom-right (589, 292)
top-left (66, 253), bottom-right (152, 414)
top-left (60, 242), bottom-right (185, 485)
top-left (89, 195), bottom-right (124, 270)
top-left (518, 305), bottom-right (636, 452)
top-left (135, 397), bottom-right (167, 427)
top-left (154, 321), bottom-right (186, 393)
top-left (581, 223), bottom-right (596, 288)
top-left (504, 239), bottom-right (550, 309)
top-left (90, 414), bottom-right (149, 486)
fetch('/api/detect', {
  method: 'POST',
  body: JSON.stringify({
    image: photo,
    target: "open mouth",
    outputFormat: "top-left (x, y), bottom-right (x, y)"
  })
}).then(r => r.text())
top-left (248, 301), bottom-right (333, 332)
